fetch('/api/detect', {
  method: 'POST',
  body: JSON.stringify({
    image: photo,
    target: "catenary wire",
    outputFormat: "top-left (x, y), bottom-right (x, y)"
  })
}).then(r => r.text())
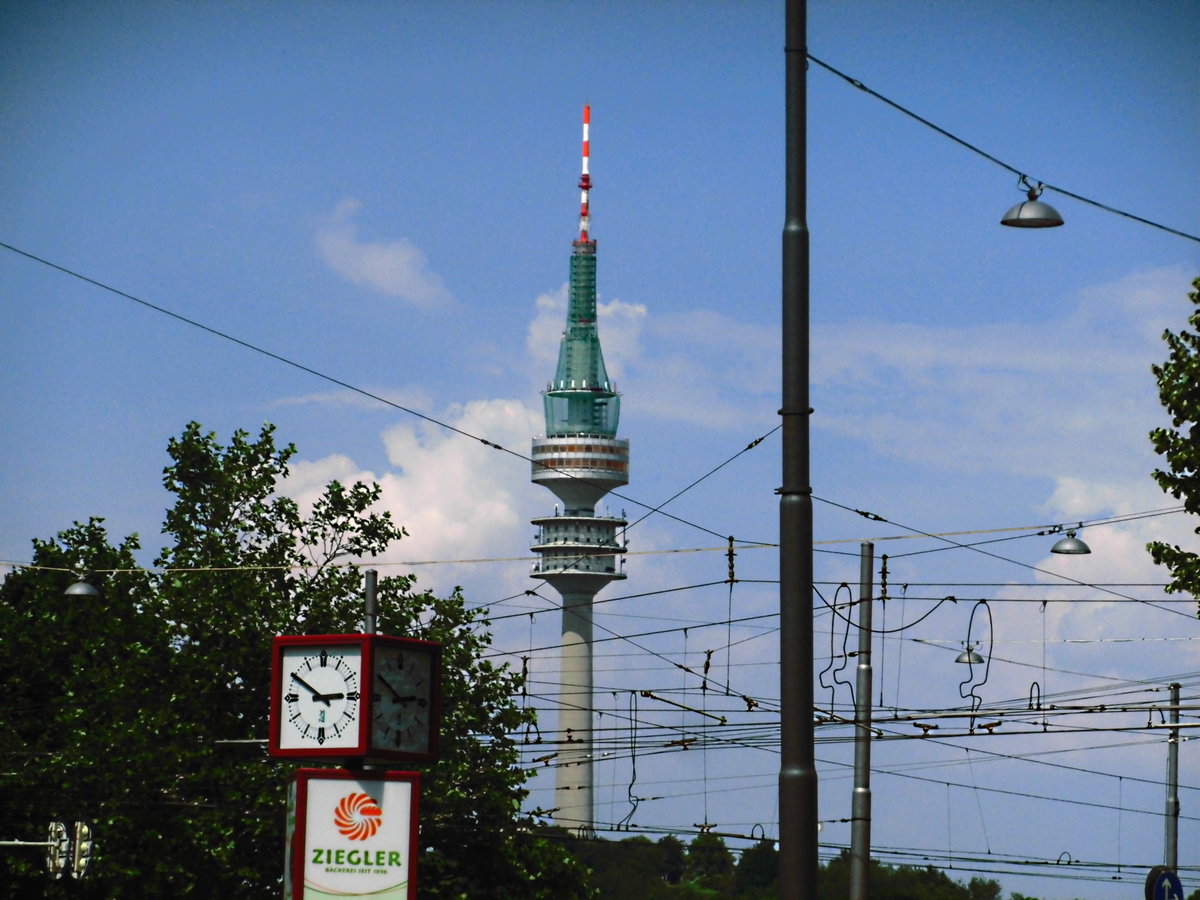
top-left (807, 53), bottom-right (1200, 243)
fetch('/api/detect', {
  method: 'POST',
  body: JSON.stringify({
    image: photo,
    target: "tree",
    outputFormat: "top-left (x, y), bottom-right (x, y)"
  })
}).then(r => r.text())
top-left (0, 422), bottom-right (589, 897)
top-left (659, 834), bottom-right (687, 885)
top-left (734, 838), bottom-right (777, 897)
top-left (686, 832), bottom-right (734, 894)
top-left (0, 520), bottom-right (169, 898)
top-left (1149, 276), bottom-right (1200, 616)
top-left (966, 875), bottom-right (1002, 900)
top-left (563, 834), bottom-right (673, 899)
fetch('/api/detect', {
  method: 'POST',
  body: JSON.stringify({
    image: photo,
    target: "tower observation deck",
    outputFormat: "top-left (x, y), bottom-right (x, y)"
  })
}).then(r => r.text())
top-left (531, 105), bottom-right (627, 831)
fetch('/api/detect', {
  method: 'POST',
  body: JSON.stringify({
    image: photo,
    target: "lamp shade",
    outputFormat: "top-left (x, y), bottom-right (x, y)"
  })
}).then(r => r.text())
top-left (1001, 196), bottom-right (1064, 228)
top-left (65, 580), bottom-right (101, 597)
top-left (956, 645), bottom-right (985, 665)
top-left (1051, 530), bottom-right (1091, 554)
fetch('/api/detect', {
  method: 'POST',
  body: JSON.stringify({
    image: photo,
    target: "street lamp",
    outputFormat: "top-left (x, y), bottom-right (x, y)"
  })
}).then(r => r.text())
top-left (1050, 529), bottom-right (1091, 555)
top-left (1001, 177), bottom-right (1064, 228)
top-left (955, 645), bottom-right (985, 665)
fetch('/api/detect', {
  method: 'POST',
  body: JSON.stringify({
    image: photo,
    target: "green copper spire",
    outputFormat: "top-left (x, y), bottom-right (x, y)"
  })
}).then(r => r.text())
top-left (543, 241), bottom-right (621, 436)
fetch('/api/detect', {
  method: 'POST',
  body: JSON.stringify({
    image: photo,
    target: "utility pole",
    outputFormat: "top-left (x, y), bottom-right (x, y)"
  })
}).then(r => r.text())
top-left (849, 542), bottom-right (874, 900)
top-left (1165, 682), bottom-right (1180, 872)
top-left (779, 0), bottom-right (817, 895)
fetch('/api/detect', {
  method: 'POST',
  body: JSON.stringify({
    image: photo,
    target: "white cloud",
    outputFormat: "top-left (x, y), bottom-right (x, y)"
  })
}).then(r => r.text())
top-left (632, 309), bottom-right (778, 430)
top-left (273, 385), bottom-right (436, 413)
top-left (288, 453), bottom-right (375, 509)
top-left (813, 265), bottom-right (1194, 482)
top-left (286, 398), bottom-right (542, 598)
top-left (526, 286), bottom-right (570, 371)
top-left (315, 198), bottom-right (454, 307)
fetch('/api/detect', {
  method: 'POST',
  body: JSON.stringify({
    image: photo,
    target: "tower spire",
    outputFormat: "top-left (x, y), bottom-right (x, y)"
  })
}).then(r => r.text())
top-left (578, 104), bottom-right (592, 243)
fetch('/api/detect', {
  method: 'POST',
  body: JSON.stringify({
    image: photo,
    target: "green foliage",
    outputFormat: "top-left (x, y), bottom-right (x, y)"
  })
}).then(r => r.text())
top-left (0, 422), bottom-right (589, 898)
top-left (733, 838), bottom-right (777, 897)
top-left (967, 875), bottom-right (1003, 900)
top-left (563, 833), bottom-right (670, 899)
top-left (541, 837), bottom-right (1029, 899)
top-left (1149, 276), bottom-right (1200, 616)
top-left (0, 520), bottom-right (168, 898)
top-left (686, 832), bottom-right (734, 893)
top-left (820, 850), bottom-right (1011, 900)
top-left (659, 834), bottom-right (687, 885)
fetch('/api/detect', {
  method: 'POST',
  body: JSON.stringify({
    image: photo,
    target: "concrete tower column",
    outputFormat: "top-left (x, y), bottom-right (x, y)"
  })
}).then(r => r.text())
top-left (556, 590), bottom-right (594, 826)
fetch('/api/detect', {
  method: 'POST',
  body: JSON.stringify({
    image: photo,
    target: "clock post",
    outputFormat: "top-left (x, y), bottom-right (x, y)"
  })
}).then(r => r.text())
top-left (269, 573), bottom-right (443, 899)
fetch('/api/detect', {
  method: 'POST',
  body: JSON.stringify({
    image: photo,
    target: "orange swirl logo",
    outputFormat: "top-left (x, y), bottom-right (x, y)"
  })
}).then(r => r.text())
top-left (333, 792), bottom-right (383, 841)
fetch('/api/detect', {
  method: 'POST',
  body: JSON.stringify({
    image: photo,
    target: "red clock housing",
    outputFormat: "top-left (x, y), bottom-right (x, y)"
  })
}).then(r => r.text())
top-left (269, 633), bottom-right (442, 764)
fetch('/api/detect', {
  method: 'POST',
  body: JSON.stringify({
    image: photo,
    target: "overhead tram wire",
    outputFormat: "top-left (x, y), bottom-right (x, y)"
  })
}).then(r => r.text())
top-left (0, 239), bottom-right (774, 549)
top-left (4, 490), bottom-right (1180, 582)
top-left (502, 595), bottom-right (1190, 702)
top-left (806, 53), bottom-right (1200, 244)
top-left (814, 494), bottom-right (1197, 619)
top-left (886, 507), bottom-right (1188, 561)
top-left (821, 749), bottom-right (1200, 824)
top-left (519, 713), bottom-right (1200, 826)
top-left (832, 729), bottom-right (1200, 794)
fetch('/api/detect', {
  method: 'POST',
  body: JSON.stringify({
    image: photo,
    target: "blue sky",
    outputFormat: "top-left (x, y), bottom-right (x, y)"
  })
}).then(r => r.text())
top-left (2, 2), bottom-right (1199, 896)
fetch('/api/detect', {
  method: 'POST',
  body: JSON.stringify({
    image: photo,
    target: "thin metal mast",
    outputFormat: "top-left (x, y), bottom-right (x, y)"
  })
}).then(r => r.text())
top-left (578, 104), bottom-right (592, 242)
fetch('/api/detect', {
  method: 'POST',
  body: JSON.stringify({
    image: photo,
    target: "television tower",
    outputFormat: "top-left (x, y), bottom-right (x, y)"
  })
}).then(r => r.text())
top-left (531, 104), bottom-right (629, 830)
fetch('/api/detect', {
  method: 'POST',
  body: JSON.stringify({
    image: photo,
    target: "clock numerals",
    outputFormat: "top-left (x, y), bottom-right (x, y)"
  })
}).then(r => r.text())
top-left (277, 644), bottom-right (362, 751)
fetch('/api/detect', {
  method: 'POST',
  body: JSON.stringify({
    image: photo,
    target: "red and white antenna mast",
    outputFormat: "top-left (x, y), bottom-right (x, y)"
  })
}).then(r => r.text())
top-left (577, 104), bottom-right (592, 243)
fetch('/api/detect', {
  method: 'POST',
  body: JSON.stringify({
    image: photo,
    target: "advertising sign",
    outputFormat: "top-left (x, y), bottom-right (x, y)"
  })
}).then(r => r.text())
top-left (285, 769), bottom-right (419, 900)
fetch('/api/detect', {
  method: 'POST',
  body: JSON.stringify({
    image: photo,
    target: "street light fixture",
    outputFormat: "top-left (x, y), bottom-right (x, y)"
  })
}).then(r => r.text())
top-left (955, 644), bottom-right (985, 665)
top-left (1050, 529), bottom-right (1091, 555)
top-left (65, 580), bottom-right (101, 598)
top-left (1001, 177), bottom-right (1064, 228)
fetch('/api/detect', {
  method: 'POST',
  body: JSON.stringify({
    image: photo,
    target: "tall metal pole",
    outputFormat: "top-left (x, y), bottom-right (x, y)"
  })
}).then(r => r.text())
top-left (1165, 682), bottom-right (1180, 871)
top-left (849, 542), bottom-right (874, 900)
top-left (779, 0), bottom-right (817, 895)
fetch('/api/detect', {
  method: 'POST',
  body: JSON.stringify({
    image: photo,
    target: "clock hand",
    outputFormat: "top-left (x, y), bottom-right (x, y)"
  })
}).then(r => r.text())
top-left (291, 673), bottom-right (321, 695)
top-left (379, 681), bottom-right (432, 710)
top-left (291, 675), bottom-right (345, 705)
top-left (376, 674), bottom-right (405, 702)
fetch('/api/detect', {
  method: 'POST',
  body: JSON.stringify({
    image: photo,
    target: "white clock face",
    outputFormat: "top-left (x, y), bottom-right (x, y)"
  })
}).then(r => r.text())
top-left (279, 645), bottom-right (362, 750)
top-left (371, 646), bottom-right (433, 754)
